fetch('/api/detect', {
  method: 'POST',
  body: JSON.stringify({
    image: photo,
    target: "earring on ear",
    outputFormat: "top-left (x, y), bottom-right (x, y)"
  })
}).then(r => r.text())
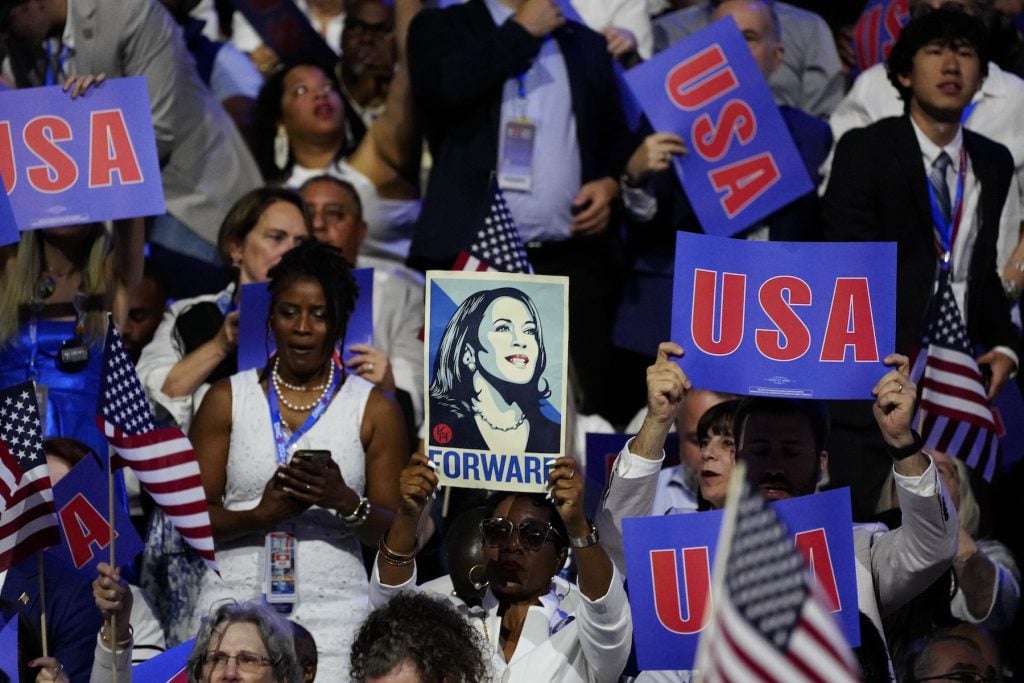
top-left (468, 564), bottom-right (489, 591)
top-left (463, 348), bottom-right (477, 373)
top-left (274, 124), bottom-right (290, 170)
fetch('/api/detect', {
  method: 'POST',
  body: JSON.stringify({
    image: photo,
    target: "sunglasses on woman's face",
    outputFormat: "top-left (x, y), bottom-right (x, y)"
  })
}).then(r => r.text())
top-left (480, 517), bottom-right (563, 551)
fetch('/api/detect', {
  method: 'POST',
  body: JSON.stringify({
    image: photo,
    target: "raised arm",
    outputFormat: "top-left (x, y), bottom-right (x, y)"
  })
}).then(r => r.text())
top-left (868, 353), bottom-right (959, 616)
top-left (595, 341), bottom-right (688, 573)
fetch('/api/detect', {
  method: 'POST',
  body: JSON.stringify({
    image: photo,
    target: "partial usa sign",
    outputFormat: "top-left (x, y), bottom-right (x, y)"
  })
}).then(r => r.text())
top-left (671, 232), bottom-right (896, 399)
top-left (50, 454), bottom-right (144, 574)
top-left (623, 488), bottom-right (859, 670)
top-left (624, 17), bottom-right (812, 237)
top-left (854, 0), bottom-right (909, 74)
top-left (0, 77), bottom-right (164, 230)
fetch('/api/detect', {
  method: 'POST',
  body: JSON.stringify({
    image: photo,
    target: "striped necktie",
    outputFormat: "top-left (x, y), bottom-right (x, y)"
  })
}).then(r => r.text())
top-left (929, 151), bottom-right (953, 226)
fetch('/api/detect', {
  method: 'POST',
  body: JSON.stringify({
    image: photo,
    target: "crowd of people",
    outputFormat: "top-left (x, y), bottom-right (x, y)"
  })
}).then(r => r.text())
top-left (1, 0), bottom-right (1023, 680)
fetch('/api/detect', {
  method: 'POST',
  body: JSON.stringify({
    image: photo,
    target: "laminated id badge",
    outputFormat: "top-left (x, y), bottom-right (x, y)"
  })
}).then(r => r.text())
top-left (264, 532), bottom-right (297, 612)
top-left (497, 119), bottom-right (536, 192)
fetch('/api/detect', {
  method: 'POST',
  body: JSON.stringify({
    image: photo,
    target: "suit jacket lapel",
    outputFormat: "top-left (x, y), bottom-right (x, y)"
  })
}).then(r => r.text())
top-left (890, 117), bottom-right (934, 237)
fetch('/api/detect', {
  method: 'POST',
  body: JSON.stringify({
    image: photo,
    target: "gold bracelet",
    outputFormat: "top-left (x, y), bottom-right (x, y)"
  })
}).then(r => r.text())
top-left (378, 538), bottom-right (417, 566)
top-left (101, 624), bottom-right (134, 648)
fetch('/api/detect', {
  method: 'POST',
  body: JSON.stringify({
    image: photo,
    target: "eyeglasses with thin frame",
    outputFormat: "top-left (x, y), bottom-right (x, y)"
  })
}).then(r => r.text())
top-left (480, 517), bottom-right (563, 551)
top-left (916, 671), bottom-right (998, 683)
top-left (203, 651), bottom-right (275, 673)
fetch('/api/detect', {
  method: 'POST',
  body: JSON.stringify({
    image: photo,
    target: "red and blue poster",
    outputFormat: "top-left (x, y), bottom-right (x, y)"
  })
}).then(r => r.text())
top-left (623, 487), bottom-right (858, 670)
top-left (50, 453), bottom-right (144, 574)
top-left (0, 77), bottom-right (164, 230)
top-left (237, 268), bottom-right (374, 371)
top-left (671, 232), bottom-right (896, 399)
top-left (623, 17), bottom-right (812, 237)
top-left (854, 0), bottom-right (909, 74)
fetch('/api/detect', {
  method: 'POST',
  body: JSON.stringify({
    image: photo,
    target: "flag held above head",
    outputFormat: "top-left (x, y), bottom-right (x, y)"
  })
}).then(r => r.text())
top-left (94, 318), bottom-right (219, 573)
top-left (0, 381), bottom-right (61, 572)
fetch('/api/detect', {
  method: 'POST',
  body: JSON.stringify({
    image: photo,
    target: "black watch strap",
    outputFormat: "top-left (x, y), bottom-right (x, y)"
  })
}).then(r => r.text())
top-left (886, 429), bottom-right (923, 461)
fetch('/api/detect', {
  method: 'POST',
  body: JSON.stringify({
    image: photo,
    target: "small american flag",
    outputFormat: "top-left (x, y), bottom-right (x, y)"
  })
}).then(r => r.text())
top-left (95, 319), bottom-right (218, 572)
top-left (453, 183), bottom-right (533, 273)
top-left (911, 273), bottom-right (999, 481)
top-left (0, 382), bottom-right (60, 571)
top-left (696, 469), bottom-right (860, 682)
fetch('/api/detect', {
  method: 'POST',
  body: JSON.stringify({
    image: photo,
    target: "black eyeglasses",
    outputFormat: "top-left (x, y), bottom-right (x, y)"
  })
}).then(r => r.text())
top-left (480, 517), bottom-right (563, 551)
top-left (202, 651), bottom-right (275, 673)
top-left (916, 672), bottom-right (997, 683)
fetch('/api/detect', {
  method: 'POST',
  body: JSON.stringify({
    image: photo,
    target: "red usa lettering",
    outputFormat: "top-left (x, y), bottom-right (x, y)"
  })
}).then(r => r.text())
top-left (691, 269), bottom-right (879, 363)
top-left (664, 45), bottom-right (780, 218)
top-left (0, 110), bottom-right (143, 195)
top-left (649, 530), bottom-right (842, 632)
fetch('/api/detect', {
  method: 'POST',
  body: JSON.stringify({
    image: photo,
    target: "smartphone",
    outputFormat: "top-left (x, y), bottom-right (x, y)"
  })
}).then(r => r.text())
top-left (292, 449), bottom-right (332, 466)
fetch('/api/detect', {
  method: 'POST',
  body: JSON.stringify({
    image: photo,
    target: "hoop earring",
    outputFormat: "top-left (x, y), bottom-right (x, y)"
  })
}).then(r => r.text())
top-left (274, 124), bottom-right (290, 170)
top-left (468, 564), bottom-right (489, 591)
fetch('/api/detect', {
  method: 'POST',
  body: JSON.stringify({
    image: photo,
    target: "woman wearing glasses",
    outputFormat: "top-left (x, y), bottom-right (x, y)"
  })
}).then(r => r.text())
top-left (370, 452), bottom-right (632, 683)
top-left (187, 602), bottom-right (303, 683)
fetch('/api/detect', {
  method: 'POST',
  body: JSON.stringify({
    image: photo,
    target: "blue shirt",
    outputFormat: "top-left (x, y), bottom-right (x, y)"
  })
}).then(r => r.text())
top-left (484, 0), bottom-right (581, 243)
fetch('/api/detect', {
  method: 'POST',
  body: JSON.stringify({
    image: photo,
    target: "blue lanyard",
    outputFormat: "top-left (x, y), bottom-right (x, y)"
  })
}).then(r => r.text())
top-left (926, 146), bottom-right (967, 270)
top-left (267, 358), bottom-right (342, 465)
top-left (961, 101), bottom-right (978, 125)
top-left (44, 40), bottom-right (67, 86)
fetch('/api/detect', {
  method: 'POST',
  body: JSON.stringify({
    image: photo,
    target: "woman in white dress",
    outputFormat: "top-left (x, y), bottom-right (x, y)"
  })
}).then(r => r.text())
top-left (189, 240), bottom-right (408, 681)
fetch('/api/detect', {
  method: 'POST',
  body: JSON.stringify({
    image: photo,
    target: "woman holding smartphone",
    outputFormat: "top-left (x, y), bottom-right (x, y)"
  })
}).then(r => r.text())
top-left (188, 240), bottom-right (407, 681)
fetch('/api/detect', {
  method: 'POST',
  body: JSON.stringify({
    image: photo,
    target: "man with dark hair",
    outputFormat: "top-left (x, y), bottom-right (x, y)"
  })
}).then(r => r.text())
top-left (597, 342), bottom-right (959, 677)
top-left (822, 4), bottom-right (1019, 520)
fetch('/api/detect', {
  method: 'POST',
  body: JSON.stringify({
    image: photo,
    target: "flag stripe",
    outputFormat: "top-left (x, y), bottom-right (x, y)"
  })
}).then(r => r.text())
top-left (96, 322), bottom-right (218, 572)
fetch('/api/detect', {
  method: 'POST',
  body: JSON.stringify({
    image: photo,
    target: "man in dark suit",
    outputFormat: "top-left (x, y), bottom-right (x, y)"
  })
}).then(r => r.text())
top-left (823, 5), bottom-right (1019, 519)
top-left (406, 0), bottom-right (633, 418)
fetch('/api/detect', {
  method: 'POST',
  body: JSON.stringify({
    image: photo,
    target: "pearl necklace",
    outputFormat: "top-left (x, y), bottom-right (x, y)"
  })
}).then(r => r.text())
top-left (273, 357), bottom-right (330, 392)
top-left (472, 406), bottom-right (526, 432)
top-left (272, 358), bottom-right (335, 412)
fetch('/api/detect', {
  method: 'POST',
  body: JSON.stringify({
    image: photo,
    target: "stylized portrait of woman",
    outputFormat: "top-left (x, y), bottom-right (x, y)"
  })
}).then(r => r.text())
top-left (429, 286), bottom-right (561, 454)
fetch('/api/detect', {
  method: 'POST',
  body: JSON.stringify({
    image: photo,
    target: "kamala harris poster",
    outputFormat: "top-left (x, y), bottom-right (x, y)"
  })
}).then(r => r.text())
top-left (424, 271), bottom-right (569, 493)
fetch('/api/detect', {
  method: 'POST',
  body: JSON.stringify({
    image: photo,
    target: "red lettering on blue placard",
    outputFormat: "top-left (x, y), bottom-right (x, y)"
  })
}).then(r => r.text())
top-left (89, 110), bottom-right (143, 188)
top-left (691, 269), bottom-right (746, 356)
top-left (855, 0), bottom-right (908, 71)
top-left (24, 115), bottom-right (78, 194)
top-left (756, 276), bottom-right (812, 361)
top-left (795, 528), bottom-right (842, 612)
top-left (707, 151), bottom-right (780, 218)
top-left (650, 547), bottom-right (713, 634)
top-left (58, 493), bottom-right (115, 569)
top-left (691, 99), bottom-right (756, 162)
top-left (665, 44), bottom-right (738, 112)
top-left (820, 277), bottom-right (879, 362)
top-left (0, 121), bottom-right (14, 193)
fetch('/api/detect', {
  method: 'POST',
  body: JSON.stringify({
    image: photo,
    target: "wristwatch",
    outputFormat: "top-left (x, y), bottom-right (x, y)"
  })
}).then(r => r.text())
top-left (570, 520), bottom-right (600, 549)
top-left (885, 430), bottom-right (923, 461)
top-left (338, 496), bottom-right (371, 526)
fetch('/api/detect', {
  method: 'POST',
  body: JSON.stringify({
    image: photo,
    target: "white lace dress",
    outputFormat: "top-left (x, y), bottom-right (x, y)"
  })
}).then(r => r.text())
top-left (191, 369), bottom-right (373, 681)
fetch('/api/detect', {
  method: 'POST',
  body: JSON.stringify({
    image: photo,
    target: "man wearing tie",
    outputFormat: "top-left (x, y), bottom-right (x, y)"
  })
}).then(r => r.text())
top-left (822, 4), bottom-right (1019, 519)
